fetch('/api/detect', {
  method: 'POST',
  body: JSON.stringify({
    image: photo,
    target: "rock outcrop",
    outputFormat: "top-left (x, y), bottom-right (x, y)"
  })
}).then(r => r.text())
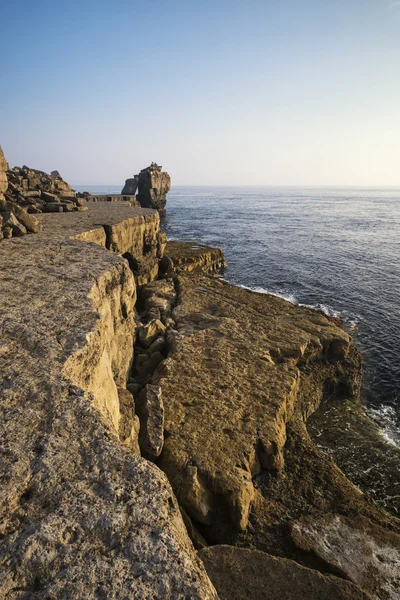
top-left (154, 269), bottom-right (355, 532)
top-left (143, 241), bottom-right (400, 599)
top-left (122, 163), bottom-right (171, 214)
top-left (166, 240), bottom-right (226, 273)
top-left (2, 203), bottom-right (400, 599)
top-left (0, 204), bottom-right (218, 599)
top-left (199, 545), bottom-right (372, 600)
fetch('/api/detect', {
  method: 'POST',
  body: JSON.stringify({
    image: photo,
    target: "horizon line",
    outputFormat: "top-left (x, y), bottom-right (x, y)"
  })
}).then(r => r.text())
top-left (71, 183), bottom-right (400, 189)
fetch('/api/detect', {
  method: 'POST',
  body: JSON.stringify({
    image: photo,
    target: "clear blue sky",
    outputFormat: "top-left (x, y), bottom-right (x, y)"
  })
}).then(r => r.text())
top-left (1, 0), bottom-right (399, 185)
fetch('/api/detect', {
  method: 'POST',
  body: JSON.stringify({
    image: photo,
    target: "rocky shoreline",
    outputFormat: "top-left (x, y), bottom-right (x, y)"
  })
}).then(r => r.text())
top-left (0, 192), bottom-right (399, 598)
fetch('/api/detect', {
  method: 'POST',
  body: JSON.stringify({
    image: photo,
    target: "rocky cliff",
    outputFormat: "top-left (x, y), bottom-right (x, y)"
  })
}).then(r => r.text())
top-left (0, 204), bottom-right (217, 599)
top-left (122, 163), bottom-right (171, 215)
top-left (1, 201), bottom-right (399, 599)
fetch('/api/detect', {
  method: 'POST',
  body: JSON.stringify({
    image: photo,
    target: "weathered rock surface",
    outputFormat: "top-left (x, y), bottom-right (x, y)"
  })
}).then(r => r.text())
top-left (136, 162), bottom-right (171, 214)
top-left (199, 545), bottom-right (373, 600)
top-left (0, 205), bottom-right (218, 599)
top-left (166, 240), bottom-right (226, 273)
top-left (291, 514), bottom-right (400, 600)
top-left (155, 268), bottom-right (354, 532)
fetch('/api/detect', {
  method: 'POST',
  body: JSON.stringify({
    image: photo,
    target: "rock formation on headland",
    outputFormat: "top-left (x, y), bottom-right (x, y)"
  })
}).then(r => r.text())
top-left (0, 145), bottom-right (86, 241)
top-left (122, 162), bottom-right (171, 214)
top-left (1, 157), bottom-right (399, 598)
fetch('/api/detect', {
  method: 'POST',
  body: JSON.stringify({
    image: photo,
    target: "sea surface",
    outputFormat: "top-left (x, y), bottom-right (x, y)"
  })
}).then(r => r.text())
top-left (75, 185), bottom-right (400, 448)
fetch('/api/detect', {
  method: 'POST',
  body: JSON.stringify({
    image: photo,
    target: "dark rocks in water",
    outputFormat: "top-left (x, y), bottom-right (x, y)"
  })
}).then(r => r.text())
top-left (122, 162), bottom-right (171, 214)
top-left (121, 175), bottom-right (138, 195)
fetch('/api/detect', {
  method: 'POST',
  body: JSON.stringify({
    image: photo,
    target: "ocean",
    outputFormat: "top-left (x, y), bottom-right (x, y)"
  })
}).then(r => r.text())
top-left (75, 185), bottom-right (400, 448)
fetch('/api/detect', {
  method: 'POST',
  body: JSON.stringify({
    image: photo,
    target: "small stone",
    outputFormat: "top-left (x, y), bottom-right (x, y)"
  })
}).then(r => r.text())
top-left (137, 319), bottom-right (166, 348)
top-left (136, 384), bottom-right (164, 460)
top-left (136, 351), bottom-right (164, 378)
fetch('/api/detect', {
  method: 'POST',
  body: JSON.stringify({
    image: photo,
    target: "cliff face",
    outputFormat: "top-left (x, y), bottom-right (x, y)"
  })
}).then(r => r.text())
top-left (0, 205), bottom-right (217, 599)
top-left (148, 244), bottom-right (400, 600)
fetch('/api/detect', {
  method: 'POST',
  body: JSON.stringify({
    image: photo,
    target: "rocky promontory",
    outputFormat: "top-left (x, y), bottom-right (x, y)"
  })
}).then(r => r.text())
top-left (0, 189), bottom-right (399, 598)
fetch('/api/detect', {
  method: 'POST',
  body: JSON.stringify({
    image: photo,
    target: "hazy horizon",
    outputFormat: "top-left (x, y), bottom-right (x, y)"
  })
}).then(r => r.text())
top-left (2, 0), bottom-right (400, 187)
top-left (73, 183), bottom-right (400, 189)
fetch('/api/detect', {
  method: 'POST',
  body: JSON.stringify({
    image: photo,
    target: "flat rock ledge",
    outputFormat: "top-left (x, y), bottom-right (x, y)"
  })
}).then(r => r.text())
top-left (166, 240), bottom-right (226, 273)
top-left (0, 204), bottom-right (217, 599)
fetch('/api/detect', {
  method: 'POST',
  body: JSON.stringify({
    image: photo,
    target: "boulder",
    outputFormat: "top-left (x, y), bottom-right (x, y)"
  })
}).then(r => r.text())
top-left (13, 205), bottom-right (42, 233)
top-left (121, 176), bottom-right (138, 195)
top-left (137, 319), bottom-right (166, 347)
top-left (41, 191), bottom-right (59, 203)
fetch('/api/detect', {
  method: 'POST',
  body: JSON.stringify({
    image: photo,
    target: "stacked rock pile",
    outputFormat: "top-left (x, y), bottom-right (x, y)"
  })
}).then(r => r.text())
top-left (0, 145), bottom-right (87, 241)
top-left (122, 162), bottom-right (171, 214)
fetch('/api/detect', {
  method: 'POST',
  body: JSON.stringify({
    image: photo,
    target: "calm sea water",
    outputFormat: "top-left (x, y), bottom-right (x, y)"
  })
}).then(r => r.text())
top-left (76, 185), bottom-right (400, 446)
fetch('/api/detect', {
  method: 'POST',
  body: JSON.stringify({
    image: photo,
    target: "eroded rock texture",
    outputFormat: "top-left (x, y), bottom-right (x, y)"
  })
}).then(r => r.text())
top-left (199, 545), bottom-right (372, 600)
top-left (136, 162), bottom-right (171, 214)
top-left (147, 241), bottom-right (400, 600)
top-left (0, 205), bottom-right (217, 599)
top-left (155, 271), bottom-right (354, 532)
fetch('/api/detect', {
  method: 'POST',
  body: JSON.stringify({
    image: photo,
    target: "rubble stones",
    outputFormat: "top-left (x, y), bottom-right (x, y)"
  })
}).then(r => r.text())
top-left (0, 149), bottom-right (87, 241)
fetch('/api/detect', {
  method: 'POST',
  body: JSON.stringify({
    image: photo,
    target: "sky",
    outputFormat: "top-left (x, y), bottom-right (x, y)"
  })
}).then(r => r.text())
top-left (1, 0), bottom-right (399, 186)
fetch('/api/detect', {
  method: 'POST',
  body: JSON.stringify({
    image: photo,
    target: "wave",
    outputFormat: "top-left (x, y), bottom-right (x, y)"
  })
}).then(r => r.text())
top-left (232, 282), bottom-right (356, 323)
